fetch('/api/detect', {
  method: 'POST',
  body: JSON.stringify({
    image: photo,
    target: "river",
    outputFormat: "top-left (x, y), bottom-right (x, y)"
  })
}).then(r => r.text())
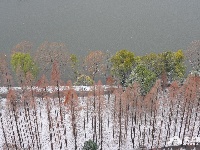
top-left (0, 0), bottom-right (200, 56)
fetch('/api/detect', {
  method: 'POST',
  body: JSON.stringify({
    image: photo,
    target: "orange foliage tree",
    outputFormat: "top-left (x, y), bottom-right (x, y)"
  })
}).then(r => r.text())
top-left (83, 50), bottom-right (106, 81)
top-left (35, 41), bottom-right (69, 80)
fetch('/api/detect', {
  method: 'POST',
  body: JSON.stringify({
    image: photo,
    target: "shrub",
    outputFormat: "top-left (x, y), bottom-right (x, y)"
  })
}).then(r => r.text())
top-left (82, 139), bottom-right (98, 150)
top-left (74, 74), bottom-right (94, 86)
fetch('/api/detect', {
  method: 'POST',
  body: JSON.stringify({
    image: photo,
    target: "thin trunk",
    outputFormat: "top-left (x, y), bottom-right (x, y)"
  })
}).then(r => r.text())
top-left (10, 120), bottom-right (18, 150)
top-left (57, 81), bottom-right (63, 123)
top-left (192, 99), bottom-right (199, 137)
top-left (179, 98), bottom-right (187, 138)
top-left (100, 116), bottom-right (103, 150)
top-left (30, 86), bottom-right (40, 149)
top-left (87, 99), bottom-right (89, 123)
top-left (93, 84), bottom-right (97, 143)
top-left (0, 113), bottom-right (9, 149)
top-left (98, 95), bottom-right (101, 139)
top-left (64, 127), bottom-right (67, 148)
top-left (118, 96), bottom-right (122, 150)
top-left (131, 127), bottom-right (135, 148)
top-left (47, 100), bottom-right (53, 150)
top-left (12, 101), bottom-right (22, 148)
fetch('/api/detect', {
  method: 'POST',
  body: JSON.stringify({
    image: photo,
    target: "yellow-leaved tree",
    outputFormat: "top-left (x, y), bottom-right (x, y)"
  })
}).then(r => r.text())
top-left (11, 52), bottom-right (38, 84)
top-left (111, 49), bottom-right (135, 86)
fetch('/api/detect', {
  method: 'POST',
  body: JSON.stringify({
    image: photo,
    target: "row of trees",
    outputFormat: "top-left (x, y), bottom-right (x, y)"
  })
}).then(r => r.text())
top-left (0, 40), bottom-right (199, 149)
top-left (0, 70), bottom-right (199, 149)
top-left (111, 49), bottom-right (186, 94)
top-left (1, 40), bottom-right (199, 94)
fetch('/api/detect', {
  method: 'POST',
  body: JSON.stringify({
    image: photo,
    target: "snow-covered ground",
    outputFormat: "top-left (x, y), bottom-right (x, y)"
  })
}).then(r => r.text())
top-left (0, 85), bottom-right (113, 94)
top-left (0, 86), bottom-right (199, 150)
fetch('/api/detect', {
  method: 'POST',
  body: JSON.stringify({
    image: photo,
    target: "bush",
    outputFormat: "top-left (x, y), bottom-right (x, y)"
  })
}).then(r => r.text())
top-left (74, 74), bottom-right (94, 86)
top-left (82, 139), bottom-right (98, 150)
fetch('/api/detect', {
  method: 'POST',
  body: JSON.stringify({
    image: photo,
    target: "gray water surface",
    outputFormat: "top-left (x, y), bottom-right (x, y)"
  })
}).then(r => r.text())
top-left (0, 0), bottom-right (200, 55)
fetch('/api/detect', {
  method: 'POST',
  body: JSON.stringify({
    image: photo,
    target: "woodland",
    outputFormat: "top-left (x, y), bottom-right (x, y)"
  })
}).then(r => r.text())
top-left (0, 40), bottom-right (199, 149)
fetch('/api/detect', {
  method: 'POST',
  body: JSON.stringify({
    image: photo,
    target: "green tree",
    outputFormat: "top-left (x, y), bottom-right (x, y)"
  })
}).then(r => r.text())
top-left (159, 50), bottom-right (185, 82)
top-left (70, 54), bottom-right (80, 80)
top-left (138, 50), bottom-right (186, 86)
top-left (11, 52), bottom-right (38, 79)
top-left (110, 49), bottom-right (135, 86)
top-left (173, 50), bottom-right (186, 80)
top-left (139, 53), bottom-right (163, 77)
top-left (74, 74), bottom-right (94, 86)
top-left (126, 64), bottom-right (156, 95)
top-left (82, 139), bottom-right (98, 150)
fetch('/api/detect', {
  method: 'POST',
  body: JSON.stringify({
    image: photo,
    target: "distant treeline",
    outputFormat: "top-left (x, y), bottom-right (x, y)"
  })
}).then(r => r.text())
top-left (0, 40), bottom-right (200, 95)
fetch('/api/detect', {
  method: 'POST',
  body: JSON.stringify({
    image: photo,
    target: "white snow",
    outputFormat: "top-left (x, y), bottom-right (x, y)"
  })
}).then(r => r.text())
top-left (0, 86), bottom-right (199, 149)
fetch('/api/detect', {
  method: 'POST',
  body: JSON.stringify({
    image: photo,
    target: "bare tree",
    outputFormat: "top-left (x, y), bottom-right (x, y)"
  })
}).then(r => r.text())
top-left (0, 54), bottom-right (13, 88)
top-left (11, 41), bottom-right (33, 54)
top-left (35, 41), bottom-right (69, 80)
top-left (95, 80), bottom-right (106, 150)
top-left (50, 61), bottom-right (64, 121)
top-left (64, 88), bottom-right (81, 150)
top-left (112, 86), bottom-right (125, 149)
top-left (186, 40), bottom-right (200, 73)
top-left (24, 72), bottom-right (41, 149)
top-left (0, 107), bottom-right (9, 149)
top-left (7, 89), bottom-right (22, 149)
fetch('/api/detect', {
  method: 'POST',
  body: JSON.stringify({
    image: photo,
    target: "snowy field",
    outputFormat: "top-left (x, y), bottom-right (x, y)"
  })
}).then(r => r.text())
top-left (0, 81), bottom-right (199, 150)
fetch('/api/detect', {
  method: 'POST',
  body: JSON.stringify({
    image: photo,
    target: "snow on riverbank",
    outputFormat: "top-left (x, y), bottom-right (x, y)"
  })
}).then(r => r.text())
top-left (0, 85), bottom-right (114, 94)
top-left (0, 85), bottom-right (199, 149)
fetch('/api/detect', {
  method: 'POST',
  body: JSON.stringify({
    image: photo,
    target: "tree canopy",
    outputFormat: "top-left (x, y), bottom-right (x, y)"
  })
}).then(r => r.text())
top-left (11, 52), bottom-right (38, 78)
top-left (84, 50), bottom-right (105, 81)
top-left (137, 50), bottom-right (185, 83)
top-left (3, 41), bottom-right (189, 90)
top-left (126, 64), bottom-right (156, 95)
top-left (110, 49), bottom-right (135, 86)
top-left (159, 50), bottom-right (185, 82)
